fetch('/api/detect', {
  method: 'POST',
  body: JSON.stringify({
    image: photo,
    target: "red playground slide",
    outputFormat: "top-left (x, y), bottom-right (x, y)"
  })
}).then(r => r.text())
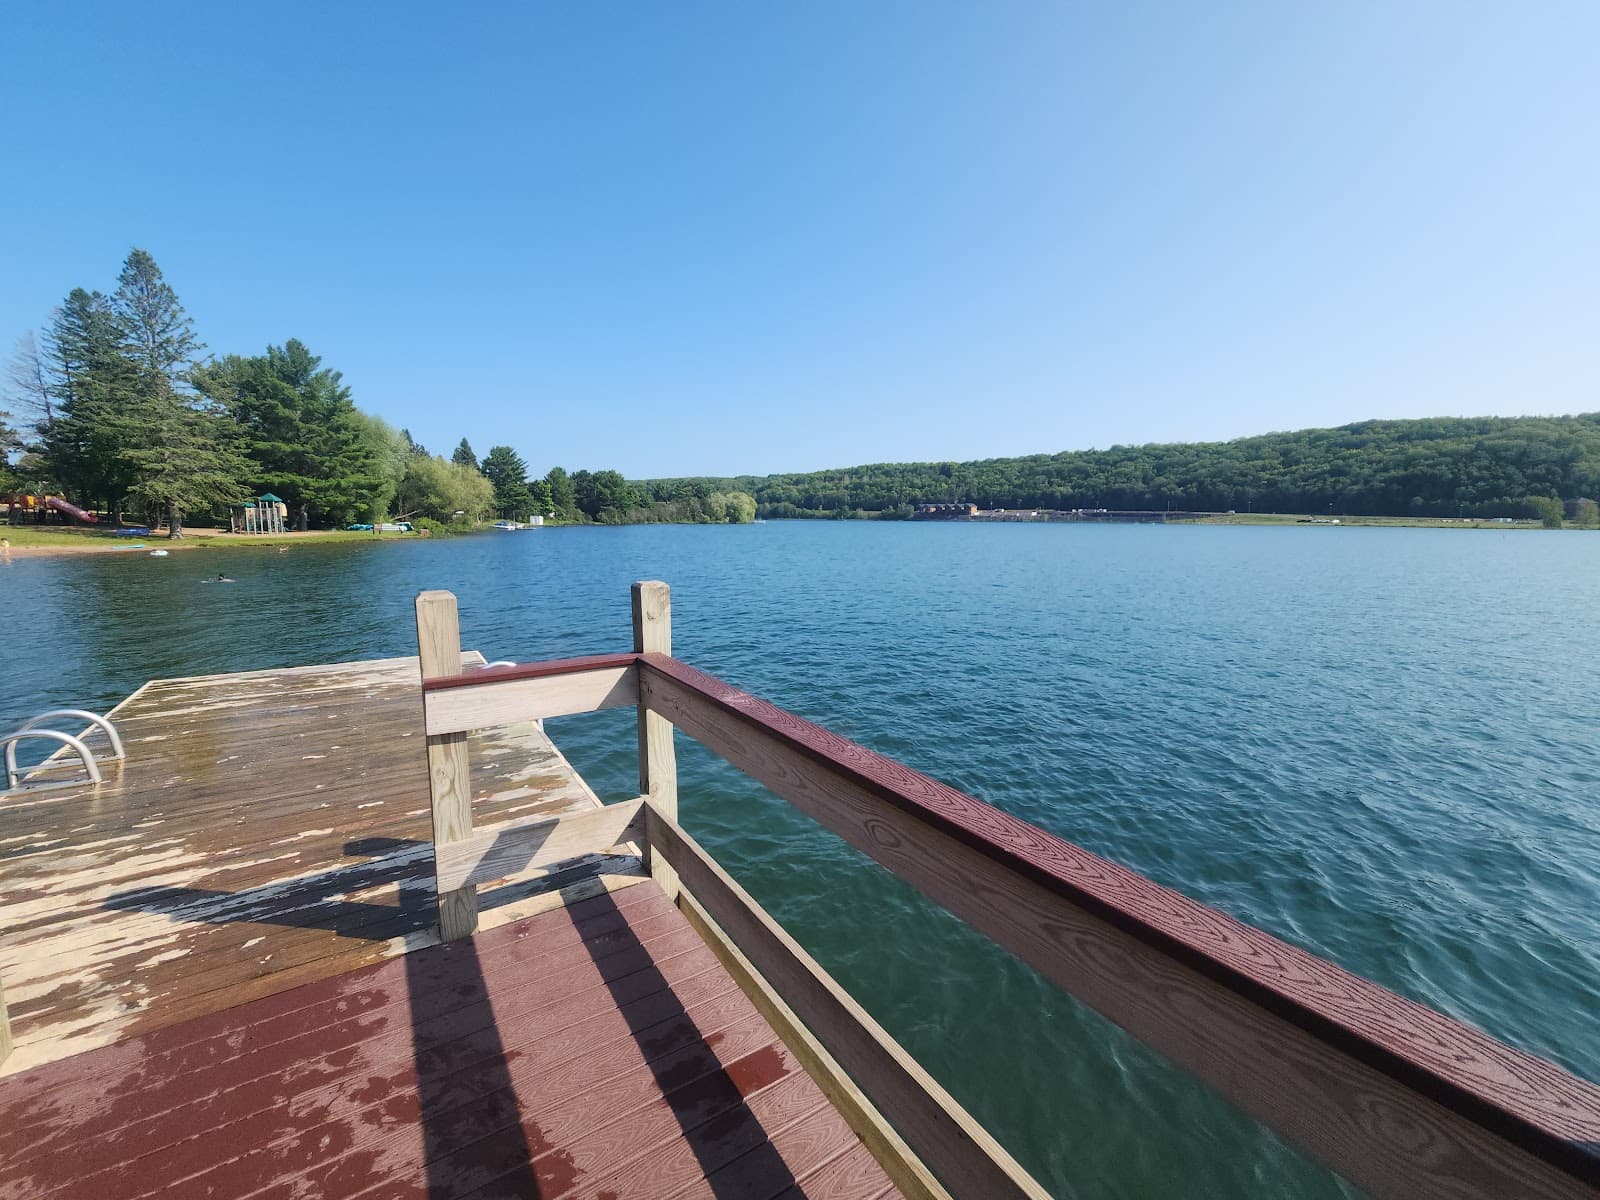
top-left (45, 496), bottom-right (98, 524)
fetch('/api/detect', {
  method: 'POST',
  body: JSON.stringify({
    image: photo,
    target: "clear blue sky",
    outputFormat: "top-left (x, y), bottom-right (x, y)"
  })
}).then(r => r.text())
top-left (2, 2), bottom-right (1595, 479)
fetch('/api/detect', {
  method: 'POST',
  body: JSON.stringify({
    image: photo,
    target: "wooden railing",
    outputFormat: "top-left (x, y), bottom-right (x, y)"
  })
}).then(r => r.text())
top-left (415, 583), bottom-right (1600, 1200)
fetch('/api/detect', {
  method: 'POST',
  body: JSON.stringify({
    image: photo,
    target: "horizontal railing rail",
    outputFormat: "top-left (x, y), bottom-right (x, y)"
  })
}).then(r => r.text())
top-left (415, 584), bottom-right (1600, 1200)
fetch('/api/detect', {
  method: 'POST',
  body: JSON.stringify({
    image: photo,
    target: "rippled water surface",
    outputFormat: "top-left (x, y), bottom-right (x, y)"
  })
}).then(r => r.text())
top-left (4, 523), bottom-right (1598, 1197)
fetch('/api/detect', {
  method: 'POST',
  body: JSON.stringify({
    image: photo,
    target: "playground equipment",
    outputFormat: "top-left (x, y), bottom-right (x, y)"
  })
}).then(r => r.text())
top-left (45, 497), bottom-right (96, 523)
top-left (231, 493), bottom-right (289, 534)
top-left (4, 494), bottom-right (97, 524)
top-left (2, 709), bottom-right (125, 791)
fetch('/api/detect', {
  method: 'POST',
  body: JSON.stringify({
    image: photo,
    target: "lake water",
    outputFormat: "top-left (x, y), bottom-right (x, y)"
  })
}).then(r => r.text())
top-left (4, 522), bottom-right (1598, 1198)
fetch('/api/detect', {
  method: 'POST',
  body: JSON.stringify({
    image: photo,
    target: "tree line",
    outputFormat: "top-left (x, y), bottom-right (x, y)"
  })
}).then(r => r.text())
top-left (647, 414), bottom-right (1600, 521)
top-left (12, 250), bottom-right (1588, 532)
top-left (0, 249), bottom-right (755, 532)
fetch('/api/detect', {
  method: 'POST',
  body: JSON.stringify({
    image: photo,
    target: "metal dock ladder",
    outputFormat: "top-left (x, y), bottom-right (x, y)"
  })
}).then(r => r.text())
top-left (2, 709), bottom-right (125, 791)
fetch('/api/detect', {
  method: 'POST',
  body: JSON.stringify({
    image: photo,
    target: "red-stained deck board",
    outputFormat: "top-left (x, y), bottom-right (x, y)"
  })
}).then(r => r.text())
top-left (0, 881), bottom-right (899, 1200)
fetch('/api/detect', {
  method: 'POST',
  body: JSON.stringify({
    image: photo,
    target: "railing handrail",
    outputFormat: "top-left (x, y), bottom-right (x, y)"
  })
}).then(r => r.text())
top-left (415, 601), bottom-right (1600, 1199)
top-left (422, 652), bottom-right (640, 692)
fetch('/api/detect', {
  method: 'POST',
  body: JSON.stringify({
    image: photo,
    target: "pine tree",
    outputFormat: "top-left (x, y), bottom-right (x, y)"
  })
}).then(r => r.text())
top-left (121, 393), bottom-right (250, 537)
top-left (196, 340), bottom-right (386, 527)
top-left (481, 445), bottom-right (533, 518)
top-left (116, 249), bottom-right (202, 378)
top-left (41, 289), bottom-right (140, 517)
top-left (545, 466), bottom-right (575, 519)
top-left (452, 438), bottom-right (478, 470)
top-left (107, 249), bottom-right (242, 536)
top-left (529, 479), bottom-right (554, 516)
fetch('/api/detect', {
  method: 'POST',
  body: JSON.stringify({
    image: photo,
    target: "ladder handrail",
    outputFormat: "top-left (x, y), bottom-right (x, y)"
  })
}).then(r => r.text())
top-left (2, 729), bottom-right (103, 790)
top-left (11, 709), bottom-right (125, 761)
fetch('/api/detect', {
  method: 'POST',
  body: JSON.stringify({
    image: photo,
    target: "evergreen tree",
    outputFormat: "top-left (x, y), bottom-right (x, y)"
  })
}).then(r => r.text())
top-left (107, 249), bottom-right (243, 535)
top-left (481, 445), bottom-right (533, 518)
top-left (114, 249), bottom-right (201, 385)
top-left (572, 468), bottom-right (638, 521)
top-left (196, 339), bottom-right (386, 527)
top-left (529, 478), bottom-right (554, 516)
top-left (0, 406), bottom-right (19, 470)
top-left (121, 392), bottom-right (250, 537)
top-left (451, 438), bottom-right (478, 470)
top-left (40, 289), bottom-right (140, 517)
top-left (570, 469), bottom-right (594, 518)
top-left (545, 466), bottom-right (575, 519)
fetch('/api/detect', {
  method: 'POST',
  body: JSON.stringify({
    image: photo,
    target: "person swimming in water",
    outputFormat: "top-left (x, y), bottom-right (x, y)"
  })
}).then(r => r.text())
top-left (207, 573), bottom-right (235, 583)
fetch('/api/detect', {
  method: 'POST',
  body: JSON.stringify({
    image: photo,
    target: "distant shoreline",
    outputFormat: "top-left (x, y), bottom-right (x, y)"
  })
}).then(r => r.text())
top-left (0, 528), bottom-right (422, 559)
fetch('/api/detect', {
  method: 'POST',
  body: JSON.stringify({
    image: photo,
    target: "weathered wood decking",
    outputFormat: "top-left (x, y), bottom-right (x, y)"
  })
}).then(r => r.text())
top-left (0, 655), bottom-right (898, 1198)
top-left (0, 881), bottom-right (896, 1200)
top-left (0, 655), bottom-right (641, 1075)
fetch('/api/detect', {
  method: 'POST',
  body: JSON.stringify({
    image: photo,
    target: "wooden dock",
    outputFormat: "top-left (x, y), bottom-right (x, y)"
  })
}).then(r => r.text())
top-left (0, 650), bottom-right (903, 1199)
top-left (3, 580), bottom-right (1599, 1200)
top-left (0, 653), bottom-right (638, 1076)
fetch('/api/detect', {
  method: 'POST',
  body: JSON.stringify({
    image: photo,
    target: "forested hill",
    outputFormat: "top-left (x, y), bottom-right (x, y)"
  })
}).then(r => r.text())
top-left (644, 415), bottom-right (1600, 519)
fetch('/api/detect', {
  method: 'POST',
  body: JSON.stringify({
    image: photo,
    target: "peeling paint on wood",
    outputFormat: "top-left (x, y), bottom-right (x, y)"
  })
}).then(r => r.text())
top-left (0, 655), bottom-right (640, 1075)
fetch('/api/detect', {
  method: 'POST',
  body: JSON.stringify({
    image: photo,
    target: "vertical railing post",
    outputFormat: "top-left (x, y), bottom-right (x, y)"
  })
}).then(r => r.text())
top-left (632, 580), bottom-right (679, 901)
top-left (415, 589), bottom-right (479, 940)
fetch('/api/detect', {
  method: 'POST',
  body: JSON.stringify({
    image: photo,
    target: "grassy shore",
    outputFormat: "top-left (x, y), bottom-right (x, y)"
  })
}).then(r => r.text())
top-left (0, 525), bottom-right (422, 556)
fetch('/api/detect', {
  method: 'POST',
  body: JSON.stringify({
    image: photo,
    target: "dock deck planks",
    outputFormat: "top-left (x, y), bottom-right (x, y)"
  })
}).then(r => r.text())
top-left (0, 882), bottom-right (897, 1200)
top-left (0, 655), bottom-right (645, 1075)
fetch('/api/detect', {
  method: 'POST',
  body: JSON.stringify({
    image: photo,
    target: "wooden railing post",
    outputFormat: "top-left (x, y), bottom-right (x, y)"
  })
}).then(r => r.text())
top-left (415, 589), bottom-right (479, 940)
top-left (632, 580), bottom-right (679, 900)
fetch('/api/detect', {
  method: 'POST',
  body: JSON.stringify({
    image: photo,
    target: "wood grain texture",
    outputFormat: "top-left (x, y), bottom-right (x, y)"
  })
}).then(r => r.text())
top-left (415, 590), bottom-right (478, 940)
top-left (0, 881), bottom-right (901, 1200)
top-left (423, 665), bottom-right (638, 735)
top-left (434, 799), bottom-right (647, 892)
top-left (633, 581), bottom-right (680, 902)
top-left (421, 652), bottom-right (641, 692)
top-left (0, 656), bottom-right (617, 1075)
top-left (637, 653), bottom-right (1600, 1199)
top-left (0, 976), bottom-right (10, 1066)
top-left (653, 808), bottom-right (1044, 1200)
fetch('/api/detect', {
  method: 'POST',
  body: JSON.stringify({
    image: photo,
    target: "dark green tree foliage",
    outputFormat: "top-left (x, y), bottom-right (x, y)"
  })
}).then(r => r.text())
top-left (642, 414), bottom-right (1600, 520)
top-left (529, 478), bottom-right (554, 515)
top-left (452, 438), bottom-right (478, 470)
top-left (545, 466), bottom-right (575, 519)
top-left (617, 489), bottom-right (758, 524)
top-left (0, 405), bottom-right (19, 490)
top-left (107, 250), bottom-right (244, 535)
top-left (570, 468), bottom-right (639, 522)
top-left (195, 340), bottom-right (386, 526)
top-left (40, 289), bottom-right (141, 514)
top-left (120, 394), bottom-right (250, 537)
top-left (480, 445), bottom-right (533, 518)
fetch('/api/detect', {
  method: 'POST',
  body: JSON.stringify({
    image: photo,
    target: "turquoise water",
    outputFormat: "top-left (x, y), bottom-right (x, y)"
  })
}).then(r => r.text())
top-left (4, 523), bottom-right (1598, 1197)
